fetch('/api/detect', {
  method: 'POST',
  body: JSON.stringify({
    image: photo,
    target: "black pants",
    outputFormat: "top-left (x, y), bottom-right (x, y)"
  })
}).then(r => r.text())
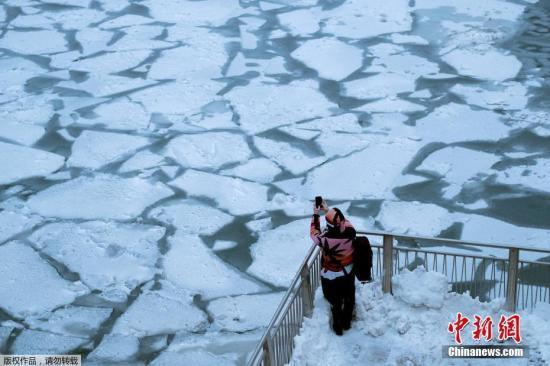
top-left (321, 273), bottom-right (355, 330)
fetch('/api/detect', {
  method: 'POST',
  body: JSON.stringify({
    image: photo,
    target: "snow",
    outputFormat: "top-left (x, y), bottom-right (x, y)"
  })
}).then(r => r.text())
top-left (495, 158), bottom-right (550, 194)
top-left (290, 38), bottom-right (363, 81)
top-left (342, 73), bottom-right (416, 99)
top-left (148, 199), bottom-right (233, 235)
top-left (377, 201), bottom-right (456, 237)
top-left (27, 174), bottom-right (173, 220)
top-left (322, 0), bottom-right (412, 39)
top-left (112, 280), bottom-right (208, 337)
top-left (254, 137), bottom-right (326, 175)
top-left (207, 292), bottom-right (284, 332)
top-left (415, 103), bottom-right (510, 143)
top-left (450, 82), bottom-right (528, 110)
top-left (291, 267), bottom-right (547, 366)
top-left (11, 330), bottom-right (88, 355)
top-left (88, 334), bottom-right (140, 362)
top-left (163, 233), bottom-right (265, 299)
top-left (0, 241), bottom-right (88, 319)
top-left (0, 142), bottom-right (65, 185)
top-left (0, 210), bottom-right (42, 244)
top-left (29, 221), bottom-right (165, 301)
top-left (0, 120), bottom-right (45, 146)
top-left (67, 130), bottom-right (151, 170)
top-left (0, 30), bottom-right (67, 54)
top-left (442, 48), bottom-right (522, 81)
top-left (169, 170), bottom-right (268, 216)
top-left (150, 349), bottom-right (236, 366)
top-left (247, 219), bottom-right (312, 287)
top-left (226, 80), bottom-right (334, 134)
top-left (164, 132), bottom-right (251, 170)
top-left (220, 158), bottom-right (282, 184)
top-left (119, 150), bottom-right (165, 174)
top-left (26, 306), bottom-right (112, 339)
top-left (277, 9), bottom-right (320, 36)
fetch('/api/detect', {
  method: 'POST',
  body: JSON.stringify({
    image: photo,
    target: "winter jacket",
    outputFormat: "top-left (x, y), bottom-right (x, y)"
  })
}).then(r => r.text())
top-left (310, 214), bottom-right (356, 274)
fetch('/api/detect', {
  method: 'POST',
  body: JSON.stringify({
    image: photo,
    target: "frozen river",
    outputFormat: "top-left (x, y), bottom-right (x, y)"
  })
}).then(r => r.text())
top-left (0, 0), bottom-right (549, 364)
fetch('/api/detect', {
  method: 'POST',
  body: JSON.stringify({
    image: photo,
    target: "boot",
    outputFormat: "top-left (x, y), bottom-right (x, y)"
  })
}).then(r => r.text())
top-left (332, 318), bottom-right (343, 336)
top-left (331, 306), bottom-right (343, 336)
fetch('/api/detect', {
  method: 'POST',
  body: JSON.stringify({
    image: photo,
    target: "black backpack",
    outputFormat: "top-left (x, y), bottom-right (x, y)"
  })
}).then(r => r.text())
top-left (353, 236), bottom-right (373, 282)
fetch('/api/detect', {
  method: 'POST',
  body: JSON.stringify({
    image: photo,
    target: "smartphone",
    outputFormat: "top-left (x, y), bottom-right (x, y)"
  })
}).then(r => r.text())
top-left (315, 196), bottom-right (323, 209)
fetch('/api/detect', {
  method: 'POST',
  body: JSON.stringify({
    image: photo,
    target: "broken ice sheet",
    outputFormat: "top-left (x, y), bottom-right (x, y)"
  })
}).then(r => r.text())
top-left (315, 132), bottom-right (371, 159)
top-left (0, 120), bottom-right (45, 146)
top-left (442, 48), bottom-right (522, 82)
top-left (0, 209), bottom-right (43, 244)
top-left (25, 306), bottom-right (112, 339)
top-left (253, 136), bottom-right (326, 175)
top-left (0, 30), bottom-right (67, 54)
top-left (67, 130), bottom-right (152, 170)
top-left (0, 241), bottom-right (88, 319)
top-left (343, 73), bottom-right (417, 100)
top-left (290, 38), bottom-right (363, 81)
top-left (163, 132), bottom-right (251, 170)
top-left (169, 170), bottom-right (269, 216)
top-left (148, 199), bottom-right (233, 235)
top-left (143, 0), bottom-right (245, 26)
top-left (247, 219), bottom-right (313, 287)
top-left (79, 98), bottom-right (151, 131)
top-left (163, 233), bottom-right (266, 299)
top-left (119, 150), bottom-right (166, 174)
top-left (495, 158), bottom-right (550, 194)
top-left (27, 174), bottom-right (173, 220)
top-left (0, 142), bottom-right (65, 185)
top-left (0, 95), bottom-right (55, 127)
top-left (150, 349), bottom-right (236, 366)
top-left (63, 50), bottom-right (151, 74)
top-left (29, 221), bottom-right (165, 301)
top-left (207, 292), bottom-right (284, 332)
top-left (75, 28), bottom-right (114, 56)
top-left (58, 73), bottom-right (157, 97)
top-left (389, 33), bottom-right (429, 45)
top-left (277, 8), bottom-right (320, 36)
top-left (356, 97), bottom-right (426, 114)
top-left (450, 82), bottom-right (528, 111)
top-left (11, 329), bottom-right (89, 355)
top-left (87, 334), bottom-right (140, 362)
top-left (220, 158), bottom-right (282, 184)
top-left (226, 80), bottom-right (335, 134)
top-left (364, 50), bottom-right (439, 78)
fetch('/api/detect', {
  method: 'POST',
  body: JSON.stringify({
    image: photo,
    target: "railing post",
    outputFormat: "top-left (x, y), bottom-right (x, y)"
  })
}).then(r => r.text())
top-left (505, 248), bottom-right (519, 312)
top-left (383, 235), bottom-right (393, 294)
top-left (300, 265), bottom-right (313, 318)
top-left (262, 337), bottom-right (273, 366)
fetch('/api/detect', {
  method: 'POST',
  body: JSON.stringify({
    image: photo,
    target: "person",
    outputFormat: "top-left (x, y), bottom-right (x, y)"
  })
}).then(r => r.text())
top-left (310, 199), bottom-right (356, 336)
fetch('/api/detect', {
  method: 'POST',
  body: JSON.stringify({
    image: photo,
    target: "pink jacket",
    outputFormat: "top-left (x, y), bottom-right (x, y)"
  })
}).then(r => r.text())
top-left (310, 214), bottom-right (356, 272)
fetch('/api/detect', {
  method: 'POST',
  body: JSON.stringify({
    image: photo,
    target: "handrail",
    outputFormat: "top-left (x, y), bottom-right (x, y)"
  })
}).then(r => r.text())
top-left (247, 230), bottom-right (550, 366)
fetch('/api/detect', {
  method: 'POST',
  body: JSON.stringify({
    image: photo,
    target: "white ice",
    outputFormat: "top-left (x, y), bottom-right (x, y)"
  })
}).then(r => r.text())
top-left (29, 221), bottom-right (165, 301)
top-left (108, 25), bottom-right (169, 52)
top-left (60, 50), bottom-right (151, 74)
top-left (415, 103), bottom-right (510, 143)
top-left (163, 233), bottom-right (265, 299)
top-left (389, 33), bottom-right (429, 45)
top-left (245, 217), bottom-right (273, 233)
top-left (207, 292), bottom-right (284, 332)
top-left (0, 30), bottom-right (67, 54)
top-left (254, 137), bottom-right (326, 175)
top-left (0, 142), bottom-right (65, 185)
top-left (0, 209), bottom-right (42, 244)
top-left (58, 74), bottom-right (156, 97)
top-left (290, 38), bottom-right (363, 81)
top-left (414, 0), bottom-right (525, 22)
top-left (247, 218), bottom-right (312, 287)
top-left (450, 82), bottom-right (528, 111)
top-left (87, 334), bottom-right (140, 362)
top-left (82, 98), bottom-right (151, 131)
top-left (143, 0), bottom-right (244, 26)
top-left (277, 8), bottom-right (320, 36)
top-left (0, 241), bottom-right (88, 319)
top-left (442, 48), bottom-right (522, 81)
top-left (315, 132), bottom-right (371, 159)
top-left (148, 199), bottom-right (233, 235)
top-left (150, 349), bottom-right (236, 366)
top-left (212, 240), bottom-right (238, 252)
top-left (365, 49), bottom-right (439, 78)
top-left (100, 14), bottom-right (152, 29)
top-left (11, 330), bottom-right (88, 355)
top-left (220, 158), bottom-right (281, 184)
top-left (295, 113), bottom-right (363, 133)
top-left (377, 201), bottom-right (456, 237)
top-left (119, 150), bottom-right (165, 174)
top-left (357, 97), bottom-right (426, 113)
top-left (226, 80), bottom-right (334, 134)
top-left (0, 57), bottom-right (45, 104)
top-left (164, 132), bottom-right (251, 170)
top-left (0, 120), bottom-right (45, 146)
top-left (27, 174), bottom-right (173, 220)
top-left (169, 170), bottom-right (268, 216)
top-left (26, 306), bottom-right (112, 339)
top-left (75, 28), bottom-right (113, 56)
top-left (112, 280), bottom-right (208, 337)
top-left (342, 73), bottom-right (417, 99)
top-left (67, 130), bottom-right (151, 170)
top-left (495, 158), bottom-right (550, 194)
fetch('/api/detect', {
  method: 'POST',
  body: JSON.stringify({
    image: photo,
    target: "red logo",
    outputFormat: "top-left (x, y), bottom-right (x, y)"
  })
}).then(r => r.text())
top-left (448, 313), bottom-right (521, 344)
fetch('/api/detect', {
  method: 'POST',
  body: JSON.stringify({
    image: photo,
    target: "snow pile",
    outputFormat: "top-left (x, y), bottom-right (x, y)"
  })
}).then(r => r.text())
top-left (291, 267), bottom-right (549, 365)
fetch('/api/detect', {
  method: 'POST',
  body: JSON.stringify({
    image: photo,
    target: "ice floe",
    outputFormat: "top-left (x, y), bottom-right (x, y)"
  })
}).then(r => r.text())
top-left (0, 30), bottom-right (67, 54)
top-left (87, 334), bottom-right (139, 362)
top-left (226, 80), bottom-right (334, 134)
top-left (415, 103), bottom-right (510, 143)
top-left (148, 199), bottom-right (233, 235)
top-left (67, 130), bottom-right (152, 170)
top-left (450, 82), bottom-right (528, 111)
top-left (150, 349), bottom-right (236, 366)
top-left (29, 221), bottom-right (165, 301)
top-left (112, 280), bottom-right (208, 337)
top-left (0, 142), bottom-right (65, 185)
top-left (365, 50), bottom-right (439, 78)
top-left (291, 38), bottom-right (363, 81)
top-left (59, 74), bottom-right (156, 97)
top-left (119, 150), bottom-right (165, 174)
top-left (212, 240), bottom-right (238, 252)
top-left (342, 73), bottom-right (417, 99)
top-left (75, 28), bottom-right (113, 56)
top-left (144, 0), bottom-right (244, 26)
top-left (100, 14), bottom-right (152, 29)
top-left (357, 97), bottom-right (426, 113)
top-left (247, 218), bottom-right (312, 287)
top-left (278, 8), bottom-right (320, 36)
top-left (62, 50), bottom-right (151, 74)
top-left (315, 132), bottom-right (371, 159)
top-left (0, 120), bottom-right (45, 146)
top-left (26, 306), bottom-right (112, 339)
top-left (169, 170), bottom-right (268, 216)
top-left (164, 132), bottom-right (251, 170)
top-left (11, 330), bottom-right (89, 355)
top-left (414, 0), bottom-right (525, 22)
top-left (254, 136), bottom-right (326, 175)
top-left (495, 158), bottom-right (550, 194)
top-left (389, 33), bottom-right (429, 46)
top-left (295, 113), bottom-right (363, 133)
top-left (27, 174), bottom-right (173, 220)
top-left (0, 241), bottom-right (88, 319)
top-left (82, 98), bottom-right (151, 131)
top-left (442, 48), bottom-right (522, 81)
top-left (0, 209), bottom-right (42, 244)
top-left (163, 233), bottom-right (265, 299)
top-left (220, 158), bottom-right (282, 184)
top-left (207, 292), bottom-right (284, 332)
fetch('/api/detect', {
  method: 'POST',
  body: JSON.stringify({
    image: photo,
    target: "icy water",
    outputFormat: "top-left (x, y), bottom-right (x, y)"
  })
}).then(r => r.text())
top-left (0, 0), bottom-right (549, 364)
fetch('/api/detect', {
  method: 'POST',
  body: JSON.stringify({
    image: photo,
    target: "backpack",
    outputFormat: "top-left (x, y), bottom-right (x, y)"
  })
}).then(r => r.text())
top-left (353, 236), bottom-right (373, 282)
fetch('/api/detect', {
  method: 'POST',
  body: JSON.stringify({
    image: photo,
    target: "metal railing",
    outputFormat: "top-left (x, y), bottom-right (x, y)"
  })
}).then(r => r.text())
top-left (247, 230), bottom-right (550, 366)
